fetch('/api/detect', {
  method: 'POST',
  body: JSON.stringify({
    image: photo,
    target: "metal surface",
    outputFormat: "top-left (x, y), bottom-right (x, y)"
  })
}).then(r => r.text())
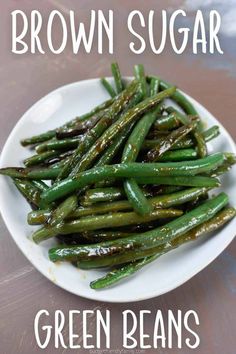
top-left (0, 1), bottom-right (235, 353)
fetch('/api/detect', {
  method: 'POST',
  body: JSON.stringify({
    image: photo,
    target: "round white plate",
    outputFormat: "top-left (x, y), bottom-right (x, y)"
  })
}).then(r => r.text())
top-left (0, 78), bottom-right (235, 303)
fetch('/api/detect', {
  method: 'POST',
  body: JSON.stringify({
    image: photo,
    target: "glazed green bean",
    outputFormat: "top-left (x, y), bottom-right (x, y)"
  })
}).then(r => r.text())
top-left (157, 149), bottom-right (197, 161)
top-left (147, 123), bottom-right (196, 161)
top-left (24, 150), bottom-right (60, 167)
top-left (60, 230), bottom-right (135, 244)
top-left (13, 178), bottom-right (41, 208)
top-left (28, 210), bottom-right (51, 225)
top-left (83, 187), bottom-right (126, 203)
top-left (52, 91), bottom-right (143, 225)
top-left (122, 104), bottom-right (162, 214)
top-left (31, 180), bottom-right (49, 192)
top-left (0, 166), bottom-right (61, 180)
top-left (29, 187), bottom-right (207, 225)
top-left (95, 124), bottom-right (135, 168)
top-left (49, 193), bottom-right (228, 263)
top-left (142, 125), bottom-right (220, 150)
top-left (135, 175), bottom-right (220, 188)
top-left (92, 124), bottom-right (134, 189)
top-left (159, 185), bottom-right (184, 194)
top-left (165, 106), bottom-right (207, 158)
top-left (122, 109), bottom-right (162, 163)
top-left (111, 62), bottom-right (123, 93)
top-left (123, 179), bottom-right (152, 215)
top-left (36, 137), bottom-right (81, 153)
top-left (57, 80), bottom-right (139, 180)
top-left (134, 64), bottom-right (147, 98)
top-left (100, 78), bottom-right (116, 97)
top-left (21, 131), bottom-right (56, 147)
top-left (33, 208), bottom-right (182, 243)
top-left (154, 113), bottom-right (181, 131)
top-left (40, 153), bottom-right (224, 205)
top-left (50, 195), bottom-right (78, 227)
top-left (56, 112), bottom-right (104, 139)
top-left (150, 77), bottom-right (159, 97)
top-left (90, 207), bottom-right (236, 288)
top-left (70, 87), bottom-right (176, 176)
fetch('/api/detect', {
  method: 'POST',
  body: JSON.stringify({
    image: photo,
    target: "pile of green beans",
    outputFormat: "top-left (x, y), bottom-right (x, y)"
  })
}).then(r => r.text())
top-left (1, 62), bottom-right (235, 290)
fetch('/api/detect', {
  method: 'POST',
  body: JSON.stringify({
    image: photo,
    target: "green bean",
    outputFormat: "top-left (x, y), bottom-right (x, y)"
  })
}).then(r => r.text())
top-left (83, 187), bottom-right (126, 204)
top-left (214, 153), bottom-right (236, 173)
top-left (147, 123), bottom-right (196, 161)
top-left (150, 77), bottom-right (159, 97)
top-left (0, 166), bottom-right (61, 180)
top-left (36, 137), bottom-right (81, 153)
top-left (158, 106), bottom-right (207, 158)
top-left (135, 175), bottom-right (220, 188)
top-left (29, 187), bottom-right (209, 225)
top-left (21, 131), bottom-right (56, 147)
top-left (51, 91), bottom-right (143, 227)
top-left (33, 208), bottom-right (183, 243)
top-left (94, 95), bottom-right (144, 188)
top-left (165, 107), bottom-right (191, 125)
top-left (56, 112), bottom-right (104, 139)
top-left (142, 125), bottom-right (220, 150)
top-left (209, 157), bottom-right (236, 177)
top-left (91, 127), bottom-right (147, 192)
top-left (100, 78), bottom-right (116, 98)
top-left (62, 230), bottom-right (137, 244)
top-left (40, 153), bottom-right (224, 205)
top-left (90, 207), bottom-right (236, 288)
top-left (28, 210), bottom-right (51, 225)
top-left (57, 80), bottom-right (139, 180)
top-left (95, 124), bottom-right (135, 168)
top-left (13, 178), bottom-right (41, 208)
top-left (111, 62), bottom-right (123, 93)
top-left (154, 113), bottom-right (181, 131)
top-left (134, 64), bottom-right (147, 98)
top-left (223, 152), bottom-right (236, 165)
top-left (122, 107), bottom-right (162, 164)
top-left (50, 195), bottom-right (78, 227)
top-left (123, 179), bottom-right (152, 215)
top-left (49, 193), bottom-right (228, 263)
top-left (70, 87), bottom-right (175, 176)
top-left (157, 149), bottom-right (197, 161)
top-left (31, 180), bottom-right (49, 192)
top-left (172, 126), bottom-right (220, 150)
top-left (122, 104), bottom-right (162, 214)
top-left (159, 185), bottom-right (184, 194)
top-left (193, 130), bottom-right (207, 157)
top-left (24, 150), bottom-right (60, 167)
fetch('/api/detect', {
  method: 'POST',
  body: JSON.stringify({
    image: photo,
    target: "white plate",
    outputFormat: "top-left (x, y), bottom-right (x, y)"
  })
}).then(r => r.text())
top-left (0, 78), bottom-right (236, 303)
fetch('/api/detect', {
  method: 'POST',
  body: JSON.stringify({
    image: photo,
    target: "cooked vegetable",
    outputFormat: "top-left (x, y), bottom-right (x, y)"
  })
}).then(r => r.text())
top-left (27, 187), bottom-right (210, 225)
top-left (32, 208), bottom-right (183, 244)
top-left (100, 77), bottom-right (116, 98)
top-left (40, 153), bottom-right (224, 205)
top-left (91, 207), bottom-right (236, 289)
top-left (1, 63), bottom-right (235, 290)
top-left (49, 193), bottom-right (229, 263)
top-left (111, 62), bottom-right (123, 93)
top-left (57, 80), bottom-right (140, 180)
